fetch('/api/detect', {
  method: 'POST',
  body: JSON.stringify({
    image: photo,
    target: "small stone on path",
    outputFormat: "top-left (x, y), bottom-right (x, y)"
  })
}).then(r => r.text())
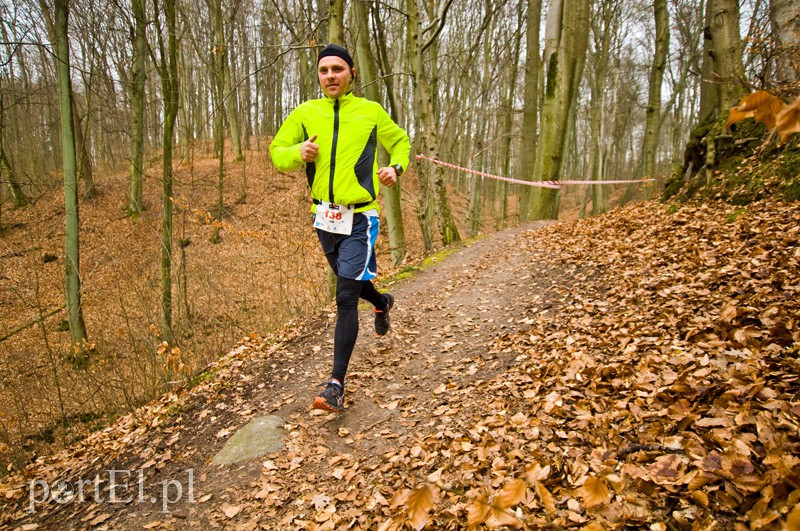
top-left (211, 415), bottom-right (285, 465)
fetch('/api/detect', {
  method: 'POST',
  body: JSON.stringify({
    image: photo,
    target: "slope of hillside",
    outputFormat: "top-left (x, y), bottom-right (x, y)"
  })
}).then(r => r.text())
top-left (0, 147), bottom-right (334, 470)
top-left (0, 141), bottom-right (594, 472)
top-left (665, 98), bottom-right (800, 206)
top-left (1, 197), bottom-right (798, 529)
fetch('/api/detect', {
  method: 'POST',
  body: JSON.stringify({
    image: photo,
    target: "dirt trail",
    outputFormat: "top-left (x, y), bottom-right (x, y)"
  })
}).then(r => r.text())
top-left (6, 199), bottom-right (800, 529)
top-left (1, 220), bottom-right (555, 530)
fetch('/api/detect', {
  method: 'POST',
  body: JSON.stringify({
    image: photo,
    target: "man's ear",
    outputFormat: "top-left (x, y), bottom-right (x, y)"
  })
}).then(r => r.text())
top-left (351, 68), bottom-right (357, 82)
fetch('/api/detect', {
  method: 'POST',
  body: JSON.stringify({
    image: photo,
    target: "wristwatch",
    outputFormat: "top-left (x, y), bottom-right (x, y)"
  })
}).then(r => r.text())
top-left (391, 164), bottom-right (404, 176)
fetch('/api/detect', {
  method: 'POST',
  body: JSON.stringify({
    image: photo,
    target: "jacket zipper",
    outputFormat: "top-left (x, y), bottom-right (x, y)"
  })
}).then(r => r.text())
top-left (329, 99), bottom-right (340, 204)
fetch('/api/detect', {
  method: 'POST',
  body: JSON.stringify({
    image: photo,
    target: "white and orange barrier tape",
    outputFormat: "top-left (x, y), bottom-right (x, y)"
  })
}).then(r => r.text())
top-left (414, 154), bottom-right (655, 188)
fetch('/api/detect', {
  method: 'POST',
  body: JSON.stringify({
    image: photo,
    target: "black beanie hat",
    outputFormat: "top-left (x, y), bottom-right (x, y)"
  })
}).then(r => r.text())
top-left (317, 44), bottom-right (354, 69)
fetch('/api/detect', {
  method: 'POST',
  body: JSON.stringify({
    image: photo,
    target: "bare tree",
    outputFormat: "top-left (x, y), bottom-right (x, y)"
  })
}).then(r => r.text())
top-left (50, 0), bottom-right (89, 362)
top-left (354, 0), bottom-right (407, 265)
top-left (127, 0), bottom-right (147, 216)
top-left (223, 7), bottom-right (243, 162)
top-left (208, 0), bottom-right (226, 243)
top-left (0, 94), bottom-right (30, 208)
top-left (585, 0), bottom-right (623, 217)
top-left (529, 0), bottom-right (590, 220)
top-left (769, 0), bottom-right (800, 82)
top-left (407, 0), bottom-right (461, 249)
top-left (710, 0), bottom-right (746, 112)
top-left (641, 0), bottom-right (670, 190)
top-left (154, 0), bottom-right (180, 344)
top-left (497, 1), bottom-right (524, 226)
top-left (329, 0), bottom-right (344, 44)
top-left (38, 0), bottom-right (96, 199)
top-left (518, 0), bottom-right (542, 221)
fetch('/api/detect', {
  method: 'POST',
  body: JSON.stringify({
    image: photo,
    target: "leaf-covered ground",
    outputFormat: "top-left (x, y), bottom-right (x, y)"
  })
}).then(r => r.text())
top-left (1, 198), bottom-right (799, 530)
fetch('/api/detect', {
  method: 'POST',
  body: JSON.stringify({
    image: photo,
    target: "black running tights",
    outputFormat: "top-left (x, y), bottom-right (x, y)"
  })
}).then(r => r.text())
top-left (331, 277), bottom-right (387, 385)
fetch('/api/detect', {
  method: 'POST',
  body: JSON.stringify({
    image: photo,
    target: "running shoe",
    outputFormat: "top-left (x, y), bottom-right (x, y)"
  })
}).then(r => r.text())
top-left (374, 293), bottom-right (394, 336)
top-left (312, 379), bottom-right (345, 413)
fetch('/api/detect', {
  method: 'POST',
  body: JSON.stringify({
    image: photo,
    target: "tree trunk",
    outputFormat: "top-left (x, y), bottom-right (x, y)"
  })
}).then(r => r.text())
top-left (53, 0), bottom-right (89, 363)
top-left (698, 0), bottom-right (718, 122)
top-left (499, 0), bottom-right (524, 227)
top-left (468, 26), bottom-right (494, 238)
top-left (467, 139), bottom-right (484, 238)
top-left (768, 0), bottom-right (799, 82)
top-left (224, 43), bottom-right (243, 161)
top-left (373, 1), bottom-right (400, 122)
top-left (519, 0), bottom-right (542, 221)
top-left (406, 0), bottom-right (434, 251)
top-left (208, 0), bottom-right (226, 240)
top-left (158, 0), bottom-right (180, 345)
top-left (587, 2), bottom-right (619, 217)
top-left (73, 99), bottom-right (96, 198)
top-left (38, 0), bottom-right (95, 199)
top-left (709, 0), bottom-right (745, 112)
top-left (642, 0), bottom-right (670, 192)
top-left (0, 145), bottom-right (29, 208)
top-left (543, 0), bottom-right (562, 62)
top-left (128, 0), bottom-right (147, 216)
top-left (408, 0), bottom-right (460, 247)
top-left (329, 0), bottom-right (344, 44)
top-left (530, 0), bottom-right (590, 220)
top-left (316, 0), bottom-right (330, 43)
top-left (302, 49), bottom-right (315, 102)
top-left (241, 25), bottom-right (253, 151)
top-left (588, 83), bottom-right (605, 215)
top-left (0, 95), bottom-right (30, 208)
top-left (178, 39), bottom-right (194, 163)
top-left (354, 0), bottom-right (407, 265)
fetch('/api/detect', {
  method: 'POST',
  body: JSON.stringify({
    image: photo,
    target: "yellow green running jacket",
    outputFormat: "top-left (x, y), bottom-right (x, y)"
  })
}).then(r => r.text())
top-left (269, 92), bottom-right (411, 214)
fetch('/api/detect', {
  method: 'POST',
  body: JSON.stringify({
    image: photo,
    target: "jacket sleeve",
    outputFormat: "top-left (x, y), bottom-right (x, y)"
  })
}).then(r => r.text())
top-left (269, 107), bottom-right (305, 172)
top-left (376, 107), bottom-right (411, 173)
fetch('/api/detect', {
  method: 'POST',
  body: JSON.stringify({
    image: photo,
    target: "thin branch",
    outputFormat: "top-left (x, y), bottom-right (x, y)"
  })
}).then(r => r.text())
top-left (172, 19), bottom-right (327, 170)
top-left (359, 70), bottom-right (413, 92)
top-left (375, 0), bottom-right (407, 17)
top-left (420, 0), bottom-right (456, 54)
top-left (0, 305), bottom-right (65, 343)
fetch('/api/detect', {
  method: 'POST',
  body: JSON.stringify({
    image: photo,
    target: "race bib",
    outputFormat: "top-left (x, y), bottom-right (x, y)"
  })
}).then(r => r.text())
top-left (313, 202), bottom-right (354, 235)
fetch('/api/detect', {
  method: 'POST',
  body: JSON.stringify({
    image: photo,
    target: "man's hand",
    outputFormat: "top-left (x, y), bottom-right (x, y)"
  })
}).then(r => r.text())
top-left (301, 134), bottom-right (319, 162)
top-left (377, 166), bottom-right (398, 187)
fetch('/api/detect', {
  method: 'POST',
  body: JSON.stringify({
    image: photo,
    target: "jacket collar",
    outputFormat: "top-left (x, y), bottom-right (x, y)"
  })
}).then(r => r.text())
top-left (323, 91), bottom-right (354, 105)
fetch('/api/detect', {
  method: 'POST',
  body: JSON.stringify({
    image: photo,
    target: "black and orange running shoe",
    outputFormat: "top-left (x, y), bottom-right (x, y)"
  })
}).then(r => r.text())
top-left (312, 379), bottom-right (345, 413)
top-left (374, 293), bottom-right (394, 336)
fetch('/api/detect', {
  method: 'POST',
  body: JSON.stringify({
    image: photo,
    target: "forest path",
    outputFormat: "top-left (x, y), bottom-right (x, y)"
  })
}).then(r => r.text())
top-left (2, 219), bottom-right (556, 529)
top-left (4, 199), bottom-right (800, 529)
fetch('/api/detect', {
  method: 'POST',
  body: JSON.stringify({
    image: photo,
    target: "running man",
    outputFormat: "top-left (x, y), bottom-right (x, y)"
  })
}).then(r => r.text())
top-left (269, 43), bottom-right (411, 413)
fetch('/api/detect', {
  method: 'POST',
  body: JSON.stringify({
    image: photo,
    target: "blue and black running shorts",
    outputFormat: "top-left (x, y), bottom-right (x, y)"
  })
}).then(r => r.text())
top-left (316, 213), bottom-right (379, 281)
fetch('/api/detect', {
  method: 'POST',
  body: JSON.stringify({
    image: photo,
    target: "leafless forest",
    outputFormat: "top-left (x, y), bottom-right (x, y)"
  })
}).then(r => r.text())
top-left (0, 0), bottom-right (798, 469)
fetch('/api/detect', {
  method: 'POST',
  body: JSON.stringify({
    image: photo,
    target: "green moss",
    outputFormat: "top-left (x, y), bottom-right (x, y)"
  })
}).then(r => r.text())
top-left (726, 207), bottom-right (748, 223)
top-left (691, 121), bottom-right (713, 140)
top-left (777, 147), bottom-right (800, 201)
top-left (188, 366), bottom-right (220, 388)
top-left (378, 236), bottom-right (482, 288)
top-left (165, 402), bottom-right (185, 418)
top-left (782, 181), bottom-right (800, 201)
top-left (666, 204), bottom-right (679, 214)
top-left (663, 116), bottom-right (796, 204)
top-left (420, 247), bottom-right (458, 267)
top-left (393, 271), bottom-right (414, 281)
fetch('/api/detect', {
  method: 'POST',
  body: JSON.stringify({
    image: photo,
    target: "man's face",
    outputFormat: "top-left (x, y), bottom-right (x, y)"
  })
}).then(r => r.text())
top-left (318, 56), bottom-right (354, 99)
